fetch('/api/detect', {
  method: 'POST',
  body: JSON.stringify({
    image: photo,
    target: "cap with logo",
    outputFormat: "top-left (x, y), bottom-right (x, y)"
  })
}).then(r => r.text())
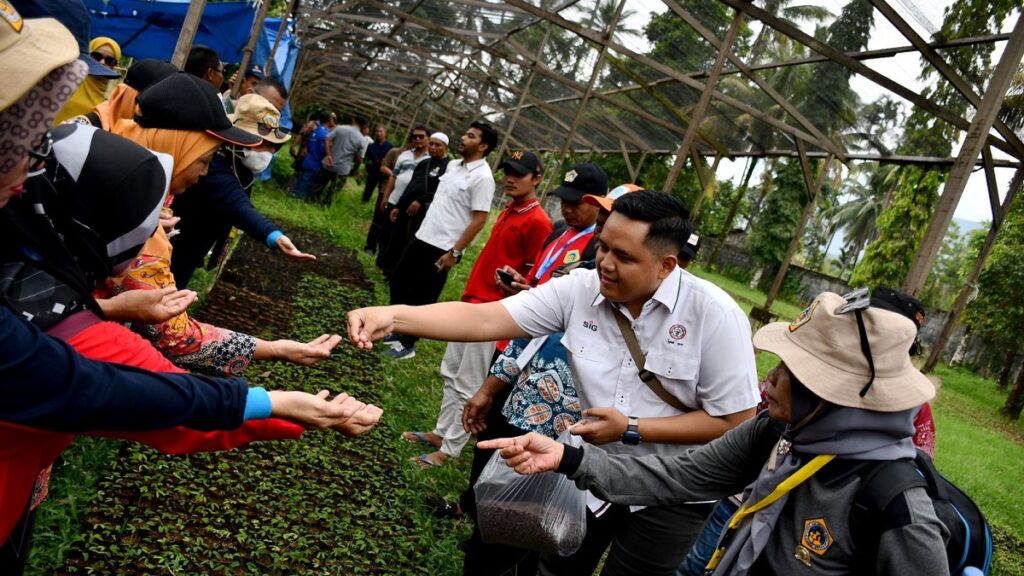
top-left (135, 72), bottom-right (261, 147)
top-left (499, 150), bottom-right (542, 175)
top-left (551, 162), bottom-right (609, 202)
top-left (245, 64), bottom-right (264, 80)
top-left (583, 182), bottom-right (641, 212)
top-left (12, 0), bottom-right (120, 78)
top-left (228, 93), bottom-right (291, 145)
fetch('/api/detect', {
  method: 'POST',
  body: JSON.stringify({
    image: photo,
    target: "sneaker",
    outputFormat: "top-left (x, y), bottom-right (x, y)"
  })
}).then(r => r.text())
top-left (382, 344), bottom-right (416, 360)
top-left (381, 333), bottom-right (402, 350)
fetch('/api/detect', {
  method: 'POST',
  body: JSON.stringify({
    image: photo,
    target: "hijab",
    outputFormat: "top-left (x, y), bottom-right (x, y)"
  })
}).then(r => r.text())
top-left (0, 124), bottom-right (171, 330)
top-left (0, 61), bottom-right (86, 176)
top-left (93, 83), bottom-right (137, 129)
top-left (712, 376), bottom-right (916, 576)
top-left (109, 118), bottom-right (222, 191)
top-left (54, 37), bottom-right (122, 124)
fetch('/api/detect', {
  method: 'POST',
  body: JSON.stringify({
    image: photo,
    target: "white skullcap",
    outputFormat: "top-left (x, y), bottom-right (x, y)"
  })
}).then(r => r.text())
top-left (430, 132), bottom-right (449, 145)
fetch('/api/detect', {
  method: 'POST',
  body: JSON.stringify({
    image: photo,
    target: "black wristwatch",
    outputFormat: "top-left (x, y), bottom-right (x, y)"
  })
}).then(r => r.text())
top-left (621, 416), bottom-right (641, 445)
top-left (449, 248), bottom-right (463, 263)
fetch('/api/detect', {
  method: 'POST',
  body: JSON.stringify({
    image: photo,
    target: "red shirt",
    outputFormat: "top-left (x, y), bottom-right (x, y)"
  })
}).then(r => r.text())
top-left (462, 199), bottom-right (552, 304)
top-left (524, 225), bottom-right (595, 287)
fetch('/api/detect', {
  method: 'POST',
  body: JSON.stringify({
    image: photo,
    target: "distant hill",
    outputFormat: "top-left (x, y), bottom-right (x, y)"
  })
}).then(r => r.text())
top-left (825, 217), bottom-right (986, 258)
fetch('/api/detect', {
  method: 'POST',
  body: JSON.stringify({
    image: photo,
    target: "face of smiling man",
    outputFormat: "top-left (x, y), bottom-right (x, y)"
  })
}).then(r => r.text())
top-left (594, 211), bottom-right (678, 315)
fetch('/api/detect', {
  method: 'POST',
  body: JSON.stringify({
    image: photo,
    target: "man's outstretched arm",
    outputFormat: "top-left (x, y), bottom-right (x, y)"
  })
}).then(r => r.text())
top-left (347, 302), bottom-right (528, 349)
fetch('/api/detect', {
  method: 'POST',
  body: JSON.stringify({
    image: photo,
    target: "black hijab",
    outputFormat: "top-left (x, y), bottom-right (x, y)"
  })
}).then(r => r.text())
top-left (0, 124), bottom-right (170, 330)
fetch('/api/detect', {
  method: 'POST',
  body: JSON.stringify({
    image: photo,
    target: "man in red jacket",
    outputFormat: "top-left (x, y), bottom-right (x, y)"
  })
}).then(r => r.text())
top-left (402, 151), bottom-right (553, 468)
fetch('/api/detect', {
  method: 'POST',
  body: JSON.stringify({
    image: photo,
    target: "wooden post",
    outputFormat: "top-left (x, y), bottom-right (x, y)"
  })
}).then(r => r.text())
top-left (903, 16), bottom-right (1024, 295)
top-left (170, 0), bottom-right (207, 69)
top-left (662, 9), bottom-right (743, 194)
top-left (232, 0), bottom-right (273, 98)
top-left (923, 166), bottom-right (1022, 373)
top-left (540, 0), bottom-right (627, 197)
top-left (492, 26), bottom-right (552, 171)
top-left (264, 0), bottom-right (300, 75)
top-left (692, 153), bottom-right (722, 219)
top-left (762, 143), bottom-right (830, 312)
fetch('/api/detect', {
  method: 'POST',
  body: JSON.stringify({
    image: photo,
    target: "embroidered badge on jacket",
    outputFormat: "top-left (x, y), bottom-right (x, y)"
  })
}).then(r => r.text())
top-left (801, 517), bottom-right (834, 556)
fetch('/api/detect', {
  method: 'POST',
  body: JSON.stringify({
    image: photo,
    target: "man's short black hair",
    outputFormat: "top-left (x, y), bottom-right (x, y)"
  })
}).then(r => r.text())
top-left (184, 45), bottom-right (221, 78)
top-left (318, 111), bottom-right (334, 123)
top-left (255, 76), bottom-right (288, 100)
top-left (354, 115), bottom-right (369, 129)
top-left (469, 120), bottom-right (498, 156)
top-left (411, 124), bottom-right (430, 138)
top-left (612, 190), bottom-right (693, 257)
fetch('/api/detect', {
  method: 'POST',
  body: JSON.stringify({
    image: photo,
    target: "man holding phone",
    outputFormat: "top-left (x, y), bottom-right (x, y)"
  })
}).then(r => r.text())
top-left (401, 150), bottom-right (552, 468)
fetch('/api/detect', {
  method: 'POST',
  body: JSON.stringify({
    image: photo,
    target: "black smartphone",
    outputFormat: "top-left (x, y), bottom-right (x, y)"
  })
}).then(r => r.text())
top-left (496, 269), bottom-right (516, 286)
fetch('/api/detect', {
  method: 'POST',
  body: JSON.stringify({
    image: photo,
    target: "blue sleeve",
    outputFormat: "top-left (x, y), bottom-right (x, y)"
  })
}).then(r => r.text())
top-left (243, 387), bottom-right (272, 420)
top-left (0, 307), bottom-right (250, 432)
top-left (204, 160), bottom-right (279, 242)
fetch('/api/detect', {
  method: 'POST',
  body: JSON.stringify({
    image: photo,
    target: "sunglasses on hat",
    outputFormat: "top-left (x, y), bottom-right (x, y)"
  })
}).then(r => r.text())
top-left (90, 51), bottom-right (118, 68)
top-left (257, 122), bottom-right (289, 140)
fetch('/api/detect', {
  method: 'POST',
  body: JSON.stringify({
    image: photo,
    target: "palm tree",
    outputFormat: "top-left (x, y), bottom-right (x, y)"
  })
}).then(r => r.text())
top-left (827, 162), bottom-right (895, 277)
top-left (748, 0), bottom-right (833, 62)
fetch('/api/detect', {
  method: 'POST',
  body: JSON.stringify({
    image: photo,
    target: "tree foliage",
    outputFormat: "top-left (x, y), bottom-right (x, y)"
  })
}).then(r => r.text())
top-left (964, 197), bottom-right (1024, 354)
top-left (748, 159), bottom-right (808, 268)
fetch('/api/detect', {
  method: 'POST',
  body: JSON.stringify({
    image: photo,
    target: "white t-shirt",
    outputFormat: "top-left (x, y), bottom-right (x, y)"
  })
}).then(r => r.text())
top-left (360, 134), bottom-right (372, 157)
top-left (387, 149), bottom-right (428, 205)
top-left (415, 158), bottom-right (495, 250)
top-left (501, 266), bottom-right (759, 458)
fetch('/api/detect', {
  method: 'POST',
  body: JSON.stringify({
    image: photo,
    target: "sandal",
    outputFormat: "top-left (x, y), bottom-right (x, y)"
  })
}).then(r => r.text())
top-left (412, 454), bottom-right (444, 468)
top-left (401, 431), bottom-right (436, 445)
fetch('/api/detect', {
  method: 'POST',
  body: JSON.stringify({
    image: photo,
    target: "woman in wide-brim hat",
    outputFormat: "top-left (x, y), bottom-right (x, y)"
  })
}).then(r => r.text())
top-left (478, 290), bottom-right (948, 576)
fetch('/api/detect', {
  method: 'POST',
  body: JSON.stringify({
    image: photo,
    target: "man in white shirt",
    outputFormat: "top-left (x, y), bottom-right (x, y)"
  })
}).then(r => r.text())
top-left (349, 190), bottom-right (759, 575)
top-left (382, 121), bottom-right (498, 360)
top-left (375, 125), bottom-right (430, 275)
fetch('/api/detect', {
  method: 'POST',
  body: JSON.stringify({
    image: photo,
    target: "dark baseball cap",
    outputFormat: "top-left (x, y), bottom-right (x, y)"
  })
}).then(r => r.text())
top-left (679, 232), bottom-right (701, 261)
top-left (125, 59), bottom-right (178, 92)
top-left (135, 72), bottom-right (261, 147)
top-left (245, 64), bottom-right (264, 79)
top-left (12, 0), bottom-right (121, 79)
top-left (499, 150), bottom-right (541, 175)
top-left (551, 163), bottom-right (609, 202)
top-left (871, 287), bottom-right (926, 329)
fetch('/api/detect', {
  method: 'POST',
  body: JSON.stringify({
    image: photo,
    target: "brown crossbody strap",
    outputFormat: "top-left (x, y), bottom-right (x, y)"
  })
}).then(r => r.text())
top-left (610, 307), bottom-right (690, 413)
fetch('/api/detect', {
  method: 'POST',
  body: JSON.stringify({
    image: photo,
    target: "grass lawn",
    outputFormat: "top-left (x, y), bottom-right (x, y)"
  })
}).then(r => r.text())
top-left (26, 170), bottom-right (1024, 575)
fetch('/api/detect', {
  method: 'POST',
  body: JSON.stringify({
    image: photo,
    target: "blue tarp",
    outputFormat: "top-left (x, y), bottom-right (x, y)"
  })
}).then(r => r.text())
top-left (84, 1), bottom-right (301, 129)
top-left (85, 0), bottom-right (256, 63)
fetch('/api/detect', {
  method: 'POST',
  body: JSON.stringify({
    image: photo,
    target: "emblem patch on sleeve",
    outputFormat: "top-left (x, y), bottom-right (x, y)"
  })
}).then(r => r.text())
top-left (801, 517), bottom-right (833, 556)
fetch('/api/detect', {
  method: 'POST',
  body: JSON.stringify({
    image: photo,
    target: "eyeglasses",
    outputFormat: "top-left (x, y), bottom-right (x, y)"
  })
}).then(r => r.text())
top-left (27, 133), bottom-right (54, 174)
top-left (257, 122), bottom-right (289, 140)
top-left (412, 134), bottom-right (427, 140)
top-left (90, 51), bottom-right (118, 68)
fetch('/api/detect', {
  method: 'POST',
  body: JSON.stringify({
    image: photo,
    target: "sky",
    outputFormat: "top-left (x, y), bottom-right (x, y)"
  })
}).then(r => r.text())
top-left (605, 0), bottom-right (1020, 224)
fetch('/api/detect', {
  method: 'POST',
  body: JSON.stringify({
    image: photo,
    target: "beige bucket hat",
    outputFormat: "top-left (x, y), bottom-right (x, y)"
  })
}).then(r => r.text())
top-left (0, 2), bottom-right (79, 108)
top-left (753, 291), bottom-right (935, 412)
top-left (227, 94), bottom-right (291, 145)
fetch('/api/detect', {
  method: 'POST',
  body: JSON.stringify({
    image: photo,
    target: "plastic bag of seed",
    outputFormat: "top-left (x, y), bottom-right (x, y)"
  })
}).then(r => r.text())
top-left (474, 431), bottom-right (587, 556)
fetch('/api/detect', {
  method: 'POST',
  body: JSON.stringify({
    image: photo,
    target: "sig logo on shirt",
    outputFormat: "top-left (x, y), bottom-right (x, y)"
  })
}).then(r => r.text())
top-left (582, 320), bottom-right (598, 332)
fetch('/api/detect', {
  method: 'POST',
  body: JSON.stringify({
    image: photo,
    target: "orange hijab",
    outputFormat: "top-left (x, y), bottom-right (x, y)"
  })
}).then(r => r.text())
top-left (109, 118), bottom-right (221, 189)
top-left (93, 83), bottom-right (138, 129)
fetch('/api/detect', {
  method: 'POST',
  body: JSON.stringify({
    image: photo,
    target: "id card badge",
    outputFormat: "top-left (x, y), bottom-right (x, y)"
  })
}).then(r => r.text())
top-left (515, 335), bottom-right (548, 371)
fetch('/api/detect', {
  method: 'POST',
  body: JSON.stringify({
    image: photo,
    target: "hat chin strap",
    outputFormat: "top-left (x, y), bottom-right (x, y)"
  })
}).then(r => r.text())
top-left (854, 309), bottom-right (877, 397)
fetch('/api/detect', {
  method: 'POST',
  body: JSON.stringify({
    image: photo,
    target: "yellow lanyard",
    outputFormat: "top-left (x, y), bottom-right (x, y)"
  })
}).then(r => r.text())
top-left (704, 454), bottom-right (836, 574)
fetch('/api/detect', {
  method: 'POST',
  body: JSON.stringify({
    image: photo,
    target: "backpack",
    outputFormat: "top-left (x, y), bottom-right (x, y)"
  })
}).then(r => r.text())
top-left (850, 449), bottom-right (993, 575)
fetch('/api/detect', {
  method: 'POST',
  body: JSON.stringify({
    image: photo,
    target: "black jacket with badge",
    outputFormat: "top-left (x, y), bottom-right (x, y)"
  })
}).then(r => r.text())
top-left (395, 156), bottom-right (450, 212)
top-left (561, 414), bottom-right (950, 575)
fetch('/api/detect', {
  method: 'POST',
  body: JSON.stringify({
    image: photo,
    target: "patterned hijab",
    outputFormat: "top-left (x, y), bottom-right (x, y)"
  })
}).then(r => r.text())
top-left (0, 61), bottom-right (86, 176)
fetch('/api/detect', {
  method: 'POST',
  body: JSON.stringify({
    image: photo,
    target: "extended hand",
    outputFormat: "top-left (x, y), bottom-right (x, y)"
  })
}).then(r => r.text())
top-left (273, 334), bottom-right (342, 365)
top-left (347, 306), bottom-right (397, 349)
top-left (477, 432), bottom-right (565, 475)
top-left (98, 286), bottom-right (197, 324)
top-left (462, 389), bottom-right (495, 435)
top-left (570, 407), bottom-right (628, 445)
top-left (276, 235), bottom-right (317, 261)
top-left (269, 390), bottom-right (380, 435)
top-left (333, 403), bottom-right (384, 437)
